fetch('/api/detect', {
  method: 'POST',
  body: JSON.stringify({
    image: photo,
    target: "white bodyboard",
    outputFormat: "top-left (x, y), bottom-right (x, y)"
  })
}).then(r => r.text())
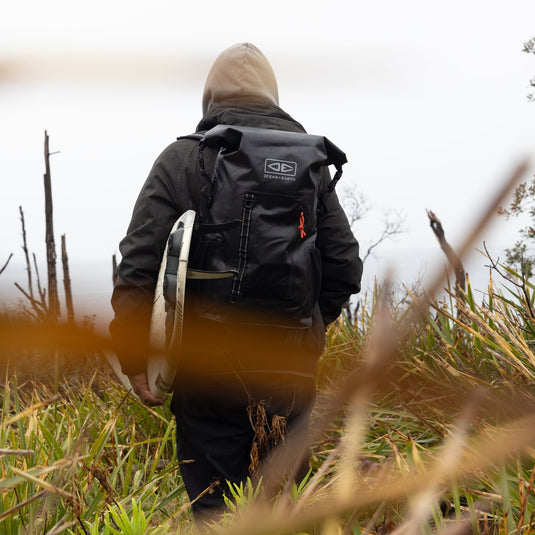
top-left (147, 210), bottom-right (196, 398)
top-left (105, 210), bottom-right (196, 399)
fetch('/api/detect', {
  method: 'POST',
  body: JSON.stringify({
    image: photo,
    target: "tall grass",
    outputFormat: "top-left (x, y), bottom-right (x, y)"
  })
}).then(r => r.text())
top-left (215, 266), bottom-right (535, 535)
top-left (0, 357), bottom-right (191, 534)
top-left (2, 264), bottom-right (535, 534)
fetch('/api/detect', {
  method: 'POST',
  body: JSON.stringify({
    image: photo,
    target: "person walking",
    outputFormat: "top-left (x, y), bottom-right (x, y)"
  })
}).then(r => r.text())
top-left (110, 42), bottom-right (363, 519)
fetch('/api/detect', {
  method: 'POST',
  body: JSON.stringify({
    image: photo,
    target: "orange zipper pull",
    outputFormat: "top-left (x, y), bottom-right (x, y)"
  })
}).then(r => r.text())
top-left (298, 211), bottom-right (306, 238)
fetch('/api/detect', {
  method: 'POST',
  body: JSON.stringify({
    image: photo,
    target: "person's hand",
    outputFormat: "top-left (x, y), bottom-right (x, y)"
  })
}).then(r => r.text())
top-left (128, 373), bottom-right (166, 406)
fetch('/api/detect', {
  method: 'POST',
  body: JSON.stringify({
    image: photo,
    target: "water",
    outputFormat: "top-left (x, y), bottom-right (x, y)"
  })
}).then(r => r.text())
top-left (0, 242), bottom-right (514, 335)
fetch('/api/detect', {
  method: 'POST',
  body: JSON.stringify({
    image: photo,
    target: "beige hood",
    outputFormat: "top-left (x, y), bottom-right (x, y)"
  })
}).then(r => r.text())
top-left (202, 43), bottom-right (279, 115)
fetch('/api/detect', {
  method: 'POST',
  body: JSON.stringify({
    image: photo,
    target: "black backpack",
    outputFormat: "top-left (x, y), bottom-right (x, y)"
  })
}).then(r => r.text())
top-left (184, 124), bottom-right (347, 329)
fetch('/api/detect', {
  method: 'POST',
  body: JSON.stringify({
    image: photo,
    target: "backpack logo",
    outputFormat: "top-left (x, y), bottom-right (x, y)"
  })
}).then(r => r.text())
top-left (264, 159), bottom-right (297, 180)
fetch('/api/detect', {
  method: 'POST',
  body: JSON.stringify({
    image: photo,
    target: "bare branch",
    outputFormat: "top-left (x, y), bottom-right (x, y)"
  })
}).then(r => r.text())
top-left (362, 210), bottom-right (406, 264)
top-left (0, 253), bottom-right (13, 276)
top-left (483, 241), bottom-right (535, 321)
top-left (340, 188), bottom-right (406, 265)
top-left (19, 205), bottom-right (34, 299)
top-left (483, 242), bottom-right (517, 286)
top-left (340, 187), bottom-right (369, 228)
top-left (14, 282), bottom-right (47, 321)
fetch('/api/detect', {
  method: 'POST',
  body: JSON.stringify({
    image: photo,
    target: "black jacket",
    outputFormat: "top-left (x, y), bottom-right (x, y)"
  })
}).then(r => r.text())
top-left (110, 103), bottom-right (363, 376)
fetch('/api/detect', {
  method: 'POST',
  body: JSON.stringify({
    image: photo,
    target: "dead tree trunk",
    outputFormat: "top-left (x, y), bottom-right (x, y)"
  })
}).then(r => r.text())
top-left (44, 130), bottom-right (60, 322)
top-left (427, 209), bottom-right (466, 299)
top-left (19, 206), bottom-right (34, 299)
top-left (61, 234), bottom-right (74, 324)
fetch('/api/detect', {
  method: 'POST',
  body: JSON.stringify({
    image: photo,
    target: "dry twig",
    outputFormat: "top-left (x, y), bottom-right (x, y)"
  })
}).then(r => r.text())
top-left (0, 253), bottom-right (13, 276)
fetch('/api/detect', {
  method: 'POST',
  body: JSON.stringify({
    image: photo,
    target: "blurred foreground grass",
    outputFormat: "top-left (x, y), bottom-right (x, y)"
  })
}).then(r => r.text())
top-left (1, 263), bottom-right (535, 534)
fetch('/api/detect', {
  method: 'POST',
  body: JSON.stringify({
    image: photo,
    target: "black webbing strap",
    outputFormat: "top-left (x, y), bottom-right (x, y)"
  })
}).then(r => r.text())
top-left (327, 166), bottom-right (344, 193)
top-left (230, 193), bottom-right (255, 303)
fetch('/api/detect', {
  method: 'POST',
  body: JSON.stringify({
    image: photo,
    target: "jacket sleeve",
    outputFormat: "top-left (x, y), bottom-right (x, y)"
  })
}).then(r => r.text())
top-left (316, 172), bottom-right (363, 325)
top-left (109, 143), bottom-right (186, 376)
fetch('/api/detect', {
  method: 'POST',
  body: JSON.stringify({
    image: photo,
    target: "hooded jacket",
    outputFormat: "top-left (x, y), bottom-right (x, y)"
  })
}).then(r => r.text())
top-left (202, 43), bottom-right (279, 115)
top-left (110, 43), bottom-right (363, 376)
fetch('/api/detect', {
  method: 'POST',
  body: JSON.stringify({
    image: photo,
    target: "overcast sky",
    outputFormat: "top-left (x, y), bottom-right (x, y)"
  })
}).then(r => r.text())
top-left (1, 0), bottom-right (535, 322)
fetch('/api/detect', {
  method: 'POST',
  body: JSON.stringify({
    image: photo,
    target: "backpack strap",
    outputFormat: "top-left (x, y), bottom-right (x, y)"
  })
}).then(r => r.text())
top-left (177, 132), bottom-right (219, 219)
top-left (186, 268), bottom-right (237, 280)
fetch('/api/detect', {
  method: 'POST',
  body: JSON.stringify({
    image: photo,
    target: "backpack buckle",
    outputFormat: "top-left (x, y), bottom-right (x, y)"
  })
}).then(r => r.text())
top-left (243, 193), bottom-right (256, 208)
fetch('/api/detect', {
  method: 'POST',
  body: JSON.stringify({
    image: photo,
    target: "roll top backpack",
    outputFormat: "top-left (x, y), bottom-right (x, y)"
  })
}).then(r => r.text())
top-left (180, 124), bottom-right (347, 329)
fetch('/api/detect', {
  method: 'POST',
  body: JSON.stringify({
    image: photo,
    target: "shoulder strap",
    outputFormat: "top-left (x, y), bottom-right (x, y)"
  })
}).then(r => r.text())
top-left (177, 133), bottom-right (214, 200)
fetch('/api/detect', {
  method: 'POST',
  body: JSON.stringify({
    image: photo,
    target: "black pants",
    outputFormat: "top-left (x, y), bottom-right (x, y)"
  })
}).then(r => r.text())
top-left (170, 371), bottom-right (315, 518)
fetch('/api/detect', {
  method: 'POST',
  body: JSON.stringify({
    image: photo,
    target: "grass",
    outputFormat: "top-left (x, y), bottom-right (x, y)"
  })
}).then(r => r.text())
top-left (0, 355), bottom-right (191, 534)
top-left (1, 263), bottom-right (535, 534)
